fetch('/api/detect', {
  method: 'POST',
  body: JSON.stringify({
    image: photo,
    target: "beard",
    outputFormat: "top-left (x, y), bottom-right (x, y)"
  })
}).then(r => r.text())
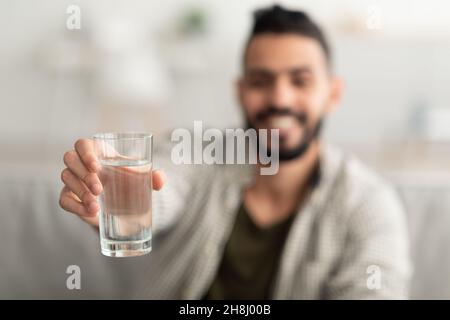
top-left (246, 106), bottom-right (324, 162)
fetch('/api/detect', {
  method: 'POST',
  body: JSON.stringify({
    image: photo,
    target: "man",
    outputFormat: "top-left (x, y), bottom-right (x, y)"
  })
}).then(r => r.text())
top-left (59, 5), bottom-right (411, 299)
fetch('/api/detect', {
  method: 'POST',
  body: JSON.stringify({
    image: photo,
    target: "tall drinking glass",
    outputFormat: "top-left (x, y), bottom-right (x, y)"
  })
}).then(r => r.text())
top-left (93, 132), bottom-right (153, 257)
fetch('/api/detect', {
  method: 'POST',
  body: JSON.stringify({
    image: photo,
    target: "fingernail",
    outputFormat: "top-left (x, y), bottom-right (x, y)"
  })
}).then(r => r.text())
top-left (92, 183), bottom-right (102, 195)
top-left (91, 161), bottom-right (101, 172)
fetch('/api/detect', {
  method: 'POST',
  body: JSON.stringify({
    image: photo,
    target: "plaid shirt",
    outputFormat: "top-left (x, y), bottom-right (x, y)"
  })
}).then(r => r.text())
top-left (136, 141), bottom-right (411, 299)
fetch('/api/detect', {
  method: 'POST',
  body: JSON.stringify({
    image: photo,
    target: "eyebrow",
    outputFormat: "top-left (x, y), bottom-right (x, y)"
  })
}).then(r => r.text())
top-left (244, 66), bottom-right (313, 77)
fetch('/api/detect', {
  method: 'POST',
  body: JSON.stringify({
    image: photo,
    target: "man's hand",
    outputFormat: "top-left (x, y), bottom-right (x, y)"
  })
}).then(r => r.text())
top-left (59, 138), bottom-right (165, 227)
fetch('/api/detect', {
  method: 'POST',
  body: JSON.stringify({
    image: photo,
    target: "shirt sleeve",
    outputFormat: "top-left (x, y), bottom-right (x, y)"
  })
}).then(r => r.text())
top-left (151, 135), bottom-right (206, 234)
top-left (323, 185), bottom-right (412, 299)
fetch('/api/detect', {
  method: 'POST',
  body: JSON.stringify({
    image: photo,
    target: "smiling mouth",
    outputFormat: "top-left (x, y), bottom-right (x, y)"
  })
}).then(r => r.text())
top-left (266, 116), bottom-right (296, 130)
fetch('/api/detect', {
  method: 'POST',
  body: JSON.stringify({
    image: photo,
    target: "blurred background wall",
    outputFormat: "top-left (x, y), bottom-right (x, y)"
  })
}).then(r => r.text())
top-left (0, 0), bottom-right (450, 299)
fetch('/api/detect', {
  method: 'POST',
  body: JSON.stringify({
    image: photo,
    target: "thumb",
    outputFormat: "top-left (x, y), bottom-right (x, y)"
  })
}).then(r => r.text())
top-left (151, 169), bottom-right (165, 191)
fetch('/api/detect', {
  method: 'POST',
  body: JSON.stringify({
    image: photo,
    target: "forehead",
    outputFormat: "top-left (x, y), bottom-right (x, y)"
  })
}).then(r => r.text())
top-left (244, 34), bottom-right (327, 73)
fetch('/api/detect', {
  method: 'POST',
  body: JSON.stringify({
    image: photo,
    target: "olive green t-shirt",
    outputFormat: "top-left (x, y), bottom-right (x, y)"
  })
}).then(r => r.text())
top-left (204, 202), bottom-right (297, 299)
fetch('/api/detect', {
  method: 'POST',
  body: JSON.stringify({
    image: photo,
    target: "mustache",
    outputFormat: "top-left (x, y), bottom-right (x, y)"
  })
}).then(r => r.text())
top-left (255, 106), bottom-right (308, 125)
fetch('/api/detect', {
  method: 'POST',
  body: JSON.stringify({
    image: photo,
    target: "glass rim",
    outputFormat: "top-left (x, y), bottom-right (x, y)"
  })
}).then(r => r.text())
top-left (92, 132), bottom-right (153, 141)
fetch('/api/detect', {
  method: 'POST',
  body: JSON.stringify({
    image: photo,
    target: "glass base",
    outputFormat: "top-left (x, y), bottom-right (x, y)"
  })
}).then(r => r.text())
top-left (101, 238), bottom-right (152, 257)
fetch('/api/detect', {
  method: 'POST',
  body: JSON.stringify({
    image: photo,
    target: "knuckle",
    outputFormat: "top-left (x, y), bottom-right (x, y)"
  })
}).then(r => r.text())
top-left (79, 190), bottom-right (88, 202)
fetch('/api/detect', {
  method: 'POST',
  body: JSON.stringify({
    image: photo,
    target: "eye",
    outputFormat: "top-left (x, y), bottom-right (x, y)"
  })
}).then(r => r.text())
top-left (247, 77), bottom-right (271, 89)
top-left (292, 77), bottom-right (308, 87)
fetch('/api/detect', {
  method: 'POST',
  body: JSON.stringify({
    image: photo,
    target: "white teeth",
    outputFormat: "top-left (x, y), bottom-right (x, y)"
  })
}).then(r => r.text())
top-left (270, 117), bottom-right (294, 129)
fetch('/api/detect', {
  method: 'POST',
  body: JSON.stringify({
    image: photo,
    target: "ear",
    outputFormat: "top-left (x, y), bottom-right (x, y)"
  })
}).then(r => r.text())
top-left (325, 76), bottom-right (343, 114)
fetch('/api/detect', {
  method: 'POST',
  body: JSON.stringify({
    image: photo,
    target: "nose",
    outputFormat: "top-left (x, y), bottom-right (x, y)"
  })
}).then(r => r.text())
top-left (268, 77), bottom-right (296, 109)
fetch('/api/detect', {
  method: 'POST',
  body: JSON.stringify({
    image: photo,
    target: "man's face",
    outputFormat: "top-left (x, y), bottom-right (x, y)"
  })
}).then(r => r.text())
top-left (238, 33), bottom-right (341, 160)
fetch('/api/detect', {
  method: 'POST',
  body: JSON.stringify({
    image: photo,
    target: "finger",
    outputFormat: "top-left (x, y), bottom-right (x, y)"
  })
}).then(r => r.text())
top-left (63, 150), bottom-right (102, 195)
top-left (78, 212), bottom-right (100, 227)
top-left (61, 168), bottom-right (97, 207)
top-left (152, 169), bottom-right (165, 191)
top-left (74, 139), bottom-right (100, 173)
top-left (60, 188), bottom-right (99, 227)
top-left (59, 187), bottom-right (99, 217)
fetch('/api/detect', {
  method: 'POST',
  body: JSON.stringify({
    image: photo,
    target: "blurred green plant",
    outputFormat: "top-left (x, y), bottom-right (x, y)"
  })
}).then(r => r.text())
top-left (179, 6), bottom-right (208, 36)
